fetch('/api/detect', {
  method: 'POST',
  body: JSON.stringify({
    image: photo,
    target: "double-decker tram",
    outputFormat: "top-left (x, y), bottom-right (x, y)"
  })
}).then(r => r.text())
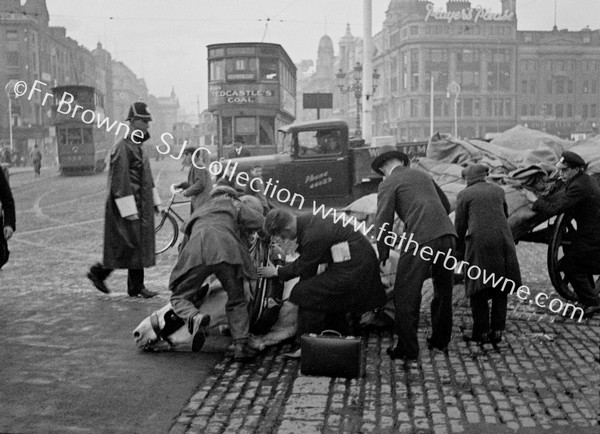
top-left (207, 42), bottom-right (296, 157)
top-left (52, 85), bottom-right (109, 175)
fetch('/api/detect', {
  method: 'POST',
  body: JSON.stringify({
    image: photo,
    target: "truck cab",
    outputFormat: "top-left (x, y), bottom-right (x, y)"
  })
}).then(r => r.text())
top-left (229, 119), bottom-right (425, 209)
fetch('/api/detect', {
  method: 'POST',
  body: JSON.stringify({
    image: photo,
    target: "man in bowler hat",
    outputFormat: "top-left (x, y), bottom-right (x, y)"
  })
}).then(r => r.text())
top-left (87, 101), bottom-right (160, 298)
top-left (532, 151), bottom-right (600, 318)
top-left (372, 145), bottom-right (456, 360)
top-left (228, 136), bottom-right (251, 159)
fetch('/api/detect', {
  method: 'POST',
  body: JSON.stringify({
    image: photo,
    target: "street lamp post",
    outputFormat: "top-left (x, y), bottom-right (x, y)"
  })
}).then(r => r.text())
top-left (447, 81), bottom-right (461, 137)
top-left (4, 81), bottom-right (15, 151)
top-left (336, 62), bottom-right (379, 138)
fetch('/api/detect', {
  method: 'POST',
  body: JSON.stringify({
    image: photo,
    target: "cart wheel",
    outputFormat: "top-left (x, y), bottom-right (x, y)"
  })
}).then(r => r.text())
top-left (547, 213), bottom-right (599, 301)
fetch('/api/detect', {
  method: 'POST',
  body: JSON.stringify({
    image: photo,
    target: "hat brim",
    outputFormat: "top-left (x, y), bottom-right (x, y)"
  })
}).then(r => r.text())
top-left (555, 161), bottom-right (568, 169)
top-left (371, 151), bottom-right (408, 176)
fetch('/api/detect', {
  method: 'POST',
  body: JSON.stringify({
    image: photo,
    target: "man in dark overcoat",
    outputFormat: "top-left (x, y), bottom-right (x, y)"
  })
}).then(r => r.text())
top-left (228, 136), bottom-right (251, 159)
top-left (87, 102), bottom-right (159, 298)
top-left (169, 186), bottom-right (264, 361)
top-left (175, 147), bottom-right (213, 213)
top-left (0, 166), bottom-right (15, 269)
top-left (532, 151), bottom-right (600, 318)
top-left (258, 208), bottom-right (386, 341)
top-left (372, 145), bottom-right (456, 360)
top-left (455, 164), bottom-right (522, 344)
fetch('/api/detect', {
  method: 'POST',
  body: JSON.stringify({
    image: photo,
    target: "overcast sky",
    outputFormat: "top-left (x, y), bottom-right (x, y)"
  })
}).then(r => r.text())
top-left (45, 0), bottom-right (599, 120)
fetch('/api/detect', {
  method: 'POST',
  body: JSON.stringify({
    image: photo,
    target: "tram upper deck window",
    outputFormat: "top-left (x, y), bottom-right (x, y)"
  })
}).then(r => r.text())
top-left (210, 59), bottom-right (225, 81)
top-left (260, 58), bottom-right (278, 81)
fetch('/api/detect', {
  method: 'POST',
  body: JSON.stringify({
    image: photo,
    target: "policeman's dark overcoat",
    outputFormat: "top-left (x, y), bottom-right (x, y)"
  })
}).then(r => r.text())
top-left (277, 214), bottom-right (387, 314)
top-left (103, 135), bottom-right (157, 269)
top-left (533, 172), bottom-right (600, 272)
top-left (455, 180), bottom-right (522, 297)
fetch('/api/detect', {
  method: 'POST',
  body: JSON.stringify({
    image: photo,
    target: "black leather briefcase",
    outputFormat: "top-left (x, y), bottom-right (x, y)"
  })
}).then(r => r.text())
top-left (300, 330), bottom-right (363, 379)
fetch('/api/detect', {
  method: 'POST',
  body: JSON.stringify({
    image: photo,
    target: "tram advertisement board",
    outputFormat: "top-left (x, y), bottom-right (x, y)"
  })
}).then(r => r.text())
top-left (208, 84), bottom-right (279, 107)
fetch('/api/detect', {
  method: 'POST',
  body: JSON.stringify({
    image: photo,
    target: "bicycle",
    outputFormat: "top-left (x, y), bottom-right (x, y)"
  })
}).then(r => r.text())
top-left (154, 184), bottom-right (190, 254)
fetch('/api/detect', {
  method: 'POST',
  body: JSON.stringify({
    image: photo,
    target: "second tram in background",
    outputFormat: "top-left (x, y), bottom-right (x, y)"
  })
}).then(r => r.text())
top-left (52, 85), bottom-right (109, 175)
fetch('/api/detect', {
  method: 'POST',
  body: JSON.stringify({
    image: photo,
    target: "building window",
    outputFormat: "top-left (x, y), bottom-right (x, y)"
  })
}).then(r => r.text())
top-left (463, 98), bottom-right (473, 117)
top-left (521, 80), bottom-right (527, 94)
top-left (259, 58), bottom-right (278, 81)
top-left (6, 30), bottom-right (18, 41)
top-left (592, 104), bottom-right (598, 118)
top-left (521, 104), bottom-right (528, 116)
top-left (410, 49), bottom-right (419, 91)
top-left (556, 104), bottom-right (564, 118)
top-left (545, 103), bottom-right (553, 116)
top-left (583, 81), bottom-right (589, 93)
top-left (567, 104), bottom-right (573, 117)
top-left (582, 104), bottom-right (588, 119)
top-left (556, 79), bottom-right (564, 94)
top-left (6, 51), bottom-right (19, 67)
top-left (592, 80), bottom-right (598, 94)
top-left (567, 80), bottom-right (573, 94)
top-left (546, 80), bottom-right (552, 94)
top-left (529, 80), bottom-right (537, 94)
top-left (410, 99), bottom-right (418, 117)
top-left (529, 104), bottom-right (535, 115)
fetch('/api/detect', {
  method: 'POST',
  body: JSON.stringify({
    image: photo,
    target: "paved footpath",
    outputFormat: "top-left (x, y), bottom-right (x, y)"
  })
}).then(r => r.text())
top-left (169, 249), bottom-right (600, 434)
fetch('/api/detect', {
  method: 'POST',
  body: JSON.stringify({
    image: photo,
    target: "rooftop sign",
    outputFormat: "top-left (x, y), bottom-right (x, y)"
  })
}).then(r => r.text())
top-left (424, 4), bottom-right (515, 23)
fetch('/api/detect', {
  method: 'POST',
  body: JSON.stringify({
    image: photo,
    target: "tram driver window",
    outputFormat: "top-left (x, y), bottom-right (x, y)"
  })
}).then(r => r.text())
top-left (260, 58), bottom-right (278, 80)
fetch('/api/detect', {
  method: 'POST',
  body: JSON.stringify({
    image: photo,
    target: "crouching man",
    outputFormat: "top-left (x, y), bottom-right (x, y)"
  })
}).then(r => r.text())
top-left (257, 209), bottom-right (387, 354)
top-left (168, 186), bottom-right (264, 361)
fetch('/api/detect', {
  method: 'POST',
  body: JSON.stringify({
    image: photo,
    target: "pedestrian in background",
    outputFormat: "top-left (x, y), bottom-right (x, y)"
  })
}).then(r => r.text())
top-left (31, 144), bottom-right (42, 177)
top-left (174, 147), bottom-right (212, 213)
top-left (228, 136), bottom-right (251, 159)
top-left (258, 208), bottom-right (386, 353)
top-left (455, 164), bottom-right (521, 344)
top-left (0, 166), bottom-right (15, 269)
top-left (532, 151), bottom-right (600, 318)
top-left (168, 186), bottom-right (264, 361)
top-left (372, 145), bottom-right (456, 361)
top-left (87, 101), bottom-right (160, 298)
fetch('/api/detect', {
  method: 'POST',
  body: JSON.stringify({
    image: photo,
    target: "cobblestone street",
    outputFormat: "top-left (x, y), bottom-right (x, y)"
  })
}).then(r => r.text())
top-left (170, 243), bottom-right (600, 434)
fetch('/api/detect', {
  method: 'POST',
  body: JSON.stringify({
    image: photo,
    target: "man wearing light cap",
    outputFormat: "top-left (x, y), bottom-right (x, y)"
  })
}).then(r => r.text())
top-left (533, 151), bottom-right (600, 317)
top-left (87, 101), bottom-right (160, 298)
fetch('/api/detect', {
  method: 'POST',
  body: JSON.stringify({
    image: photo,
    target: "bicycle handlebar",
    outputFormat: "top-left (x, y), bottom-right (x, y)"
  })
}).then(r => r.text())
top-left (170, 184), bottom-right (184, 195)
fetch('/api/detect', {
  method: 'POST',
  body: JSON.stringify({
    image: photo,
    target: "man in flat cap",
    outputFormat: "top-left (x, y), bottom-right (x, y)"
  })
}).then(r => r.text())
top-left (532, 151), bottom-right (600, 317)
top-left (455, 164), bottom-right (521, 345)
top-left (87, 101), bottom-right (160, 298)
top-left (372, 145), bottom-right (456, 360)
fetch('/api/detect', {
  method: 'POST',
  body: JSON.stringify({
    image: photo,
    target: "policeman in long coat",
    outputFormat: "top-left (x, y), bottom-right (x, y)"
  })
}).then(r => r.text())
top-left (455, 164), bottom-right (522, 344)
top-left (258, 209), bottom-right (386, 339)
top-left (169, 186), bottom-right (264, 361)
top-left (532, 151), bottom-right (600, 317)
top-left (88, 102), bottom-right (160, 298)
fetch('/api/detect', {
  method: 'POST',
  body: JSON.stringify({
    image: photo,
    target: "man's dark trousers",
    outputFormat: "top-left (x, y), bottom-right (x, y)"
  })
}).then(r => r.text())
top-left (90, 263), bottom-right (144, 295)
top-left (393, 234), bottom-right (455, 356)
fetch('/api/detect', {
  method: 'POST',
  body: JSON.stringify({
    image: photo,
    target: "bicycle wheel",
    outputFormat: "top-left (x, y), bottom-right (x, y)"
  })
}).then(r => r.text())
top-left (155, 210), bottom-right (179, 254)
